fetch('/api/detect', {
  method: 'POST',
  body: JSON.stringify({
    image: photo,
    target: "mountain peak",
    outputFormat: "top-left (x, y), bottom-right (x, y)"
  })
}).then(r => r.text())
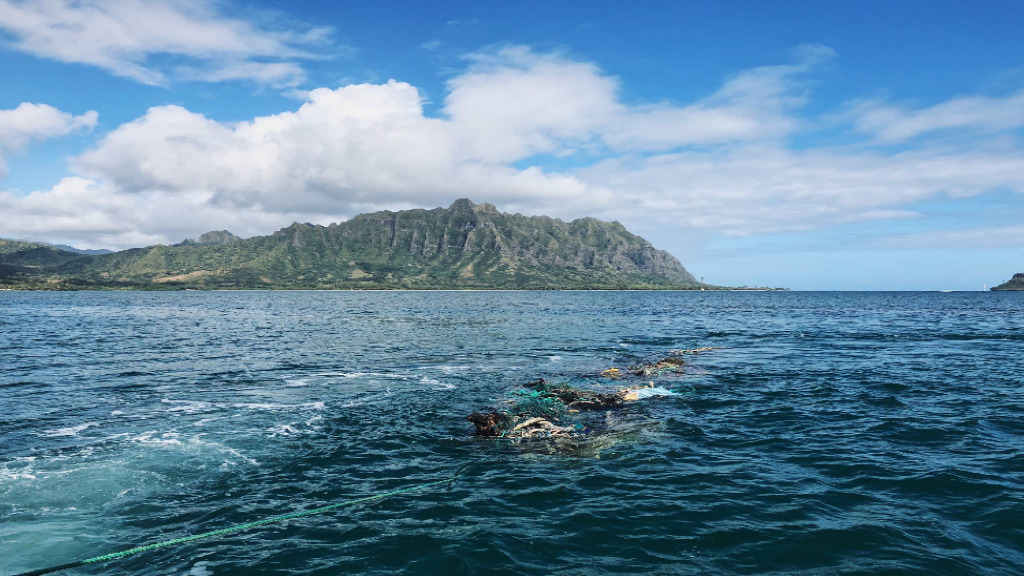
top-left (177, 230), bottom-right (241, 246)
top-left (198, 230), bottom-right (241, 244)
top-left (448, 198), bottom-right (477, 213)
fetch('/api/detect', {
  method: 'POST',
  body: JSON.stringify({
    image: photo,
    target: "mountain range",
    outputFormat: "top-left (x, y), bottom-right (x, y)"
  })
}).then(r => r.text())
top-left (0, 199), bottom-right (703, 290)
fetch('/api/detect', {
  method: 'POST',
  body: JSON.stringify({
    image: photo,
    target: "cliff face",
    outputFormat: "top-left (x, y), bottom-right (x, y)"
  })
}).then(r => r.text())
top-left (287, 199), bottom-right (696, 282)
top-left (176, 230), bottom-right (242, 246)
top-left (992, 273), bottom-right (1024, 291)
top-left (0, 200), bottom-right (698, 290)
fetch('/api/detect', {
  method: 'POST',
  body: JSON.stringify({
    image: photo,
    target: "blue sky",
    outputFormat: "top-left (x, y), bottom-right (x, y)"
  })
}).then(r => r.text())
top-left (1, 0), bottom-right (1023, 289)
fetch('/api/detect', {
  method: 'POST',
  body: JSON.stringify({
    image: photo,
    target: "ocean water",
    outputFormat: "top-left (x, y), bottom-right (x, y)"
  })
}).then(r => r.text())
top-left (1, 291), bottom-right (1022, 576)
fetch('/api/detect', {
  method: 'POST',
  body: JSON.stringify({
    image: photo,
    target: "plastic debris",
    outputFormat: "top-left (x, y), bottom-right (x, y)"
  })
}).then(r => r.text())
top-left (623, 386), bottom-right (678, 401)
top-left (670, 347), bottom-right (717, 355)
top-left (466, 411), bottom-right (511, 437)
top-left (467, 348), bottom-right (715, 440)
top-left (627, 355), bottom-right (687, 377)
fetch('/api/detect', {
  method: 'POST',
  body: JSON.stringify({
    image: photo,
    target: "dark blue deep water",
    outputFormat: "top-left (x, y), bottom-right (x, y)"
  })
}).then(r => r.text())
top-left (2, 291), bottom-right (1023, 575)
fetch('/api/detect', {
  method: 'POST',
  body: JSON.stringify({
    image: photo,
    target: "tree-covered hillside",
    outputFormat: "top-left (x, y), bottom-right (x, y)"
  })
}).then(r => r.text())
top-left (992, 273), bottom-right (1024, 291)
top-left (0, 200), bottom-right (701, 290)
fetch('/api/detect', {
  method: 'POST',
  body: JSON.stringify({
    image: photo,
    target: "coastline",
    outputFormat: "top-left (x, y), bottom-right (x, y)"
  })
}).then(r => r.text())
top-left (0, 286), bottom-right (790, 292)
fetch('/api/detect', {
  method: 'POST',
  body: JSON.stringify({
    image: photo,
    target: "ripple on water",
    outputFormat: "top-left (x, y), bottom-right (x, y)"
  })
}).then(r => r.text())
top-left (1, 291), bottom-right (1023, 575)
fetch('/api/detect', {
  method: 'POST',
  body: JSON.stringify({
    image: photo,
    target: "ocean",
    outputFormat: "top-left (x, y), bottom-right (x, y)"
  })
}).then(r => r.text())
top-left (1, 291), bottom-right (1022, 575)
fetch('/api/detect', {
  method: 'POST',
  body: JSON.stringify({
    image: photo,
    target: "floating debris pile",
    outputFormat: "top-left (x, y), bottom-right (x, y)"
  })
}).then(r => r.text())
top-left (467, 349), bottom-right (715, 440)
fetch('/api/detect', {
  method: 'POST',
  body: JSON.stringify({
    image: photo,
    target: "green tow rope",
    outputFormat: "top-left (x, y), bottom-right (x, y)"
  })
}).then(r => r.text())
top-left (13, 474), bottom-right (459, 576)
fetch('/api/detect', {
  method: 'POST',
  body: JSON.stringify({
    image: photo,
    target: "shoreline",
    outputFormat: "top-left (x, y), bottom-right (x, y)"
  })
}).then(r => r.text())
top-left (0, 286), bottom-right (789, 293)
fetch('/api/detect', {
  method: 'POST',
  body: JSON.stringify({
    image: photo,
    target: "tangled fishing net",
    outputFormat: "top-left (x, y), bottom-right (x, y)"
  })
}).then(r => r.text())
top-left (467, 349), bottom-right (714, 439)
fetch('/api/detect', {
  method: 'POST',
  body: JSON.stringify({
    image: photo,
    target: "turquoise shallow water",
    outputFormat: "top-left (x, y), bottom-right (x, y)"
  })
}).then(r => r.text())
top-left (1, 291), bottom-right (1022, 575)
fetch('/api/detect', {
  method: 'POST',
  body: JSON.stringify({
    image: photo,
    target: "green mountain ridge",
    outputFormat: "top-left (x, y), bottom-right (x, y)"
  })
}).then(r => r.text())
top-left (0, 199), bottom-right (704, 290)
top-left (992, 273), bottom-right (1024, 291)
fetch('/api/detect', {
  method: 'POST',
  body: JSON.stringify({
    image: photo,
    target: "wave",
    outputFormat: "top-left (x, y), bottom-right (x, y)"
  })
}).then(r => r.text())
top-left (159, 398), bottom-right (325, 414)
top-left (420, 377), bottom-right (456, 390)
top-left (128, 432), bottom-right (259, 465)
top-left (231, 401), bottom-right (325, 411)
top-left (40, 422), bottom-right (100, 438)
top-left (314, 371), bottom-right (408, 379)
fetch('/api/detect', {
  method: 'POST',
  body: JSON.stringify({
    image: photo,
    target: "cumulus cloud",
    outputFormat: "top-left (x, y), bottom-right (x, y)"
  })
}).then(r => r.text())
top-left (73, 81), bottom-right (596, 217)
top-left (69, 44), bottom-right (831, 218)
top-left (443, 47), bottom-right (620, 162)
top-left (0, 0), bottom-right (331, 86)
top-left (0, 101), bottom-right (97, 179)
top-left (0, 177), bottom-right (338, 249)
top-left (3, 45), bottom-right (1024, 251)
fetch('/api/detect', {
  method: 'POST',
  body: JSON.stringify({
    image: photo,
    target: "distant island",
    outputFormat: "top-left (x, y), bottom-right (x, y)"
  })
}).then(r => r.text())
top-left (0, 199), bottom-right (778, 291)
top-left (992, 273), bottom-right (1024, 291)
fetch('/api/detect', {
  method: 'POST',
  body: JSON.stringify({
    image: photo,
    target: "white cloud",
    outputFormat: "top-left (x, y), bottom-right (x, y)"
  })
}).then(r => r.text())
top-left (0, 101), bottom-right (97, 179)
top-left (444, 44), bottom-right (832, 159)
top-left (73, 81), bottom-right (595, 217)
top-left (0, 0), bottom-right (331, 86)
top-left (0, 102), bottom-right (98, 151)
top-left (847, 89), bottom-right (1024, 143)
top-left (0, 177), bottom-right (335, 248)
top-left (578, 145), bottom-right (1024, 236)
top-left (175, 60), bottom-right (307, 88)
top-left (3, 45), bottom-right (1024, 252)
top-left (443, 46), bottom-right (620, 162)
top-left (877, 224), bottom-right (1024, 250)
top-left (602, 44), bottom-right (834, 151)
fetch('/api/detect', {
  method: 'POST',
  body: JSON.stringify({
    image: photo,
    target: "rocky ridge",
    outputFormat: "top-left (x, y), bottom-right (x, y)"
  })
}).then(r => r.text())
top-left (0, 199), bottom-right (699, 290)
